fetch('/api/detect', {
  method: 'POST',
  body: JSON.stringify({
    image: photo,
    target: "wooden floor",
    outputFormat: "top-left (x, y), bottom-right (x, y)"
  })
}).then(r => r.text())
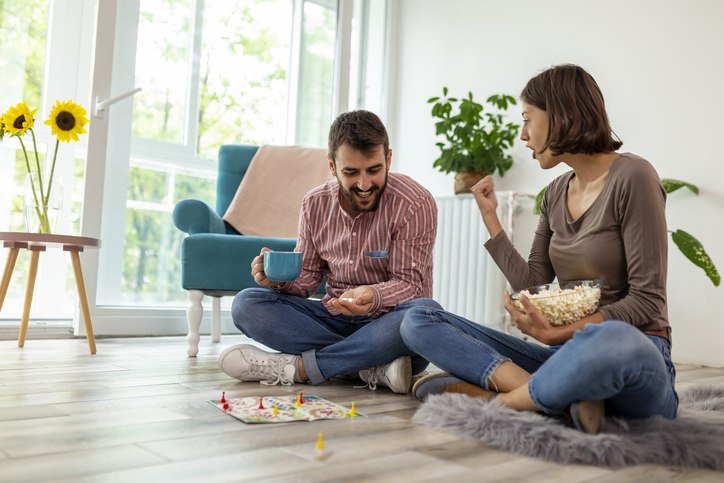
top-left (1, 335), bottom-right (723, 483)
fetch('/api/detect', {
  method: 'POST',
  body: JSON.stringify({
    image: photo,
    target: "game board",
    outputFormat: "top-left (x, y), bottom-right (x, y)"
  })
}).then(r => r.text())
top-left (209, 394), bottom-right (363, 424)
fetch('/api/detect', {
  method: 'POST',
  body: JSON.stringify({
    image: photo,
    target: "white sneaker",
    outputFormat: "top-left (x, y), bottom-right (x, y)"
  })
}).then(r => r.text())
top-left (218, 344), bottom-right (298, 386)
top-left (358, 356), bottom-right (412, 394)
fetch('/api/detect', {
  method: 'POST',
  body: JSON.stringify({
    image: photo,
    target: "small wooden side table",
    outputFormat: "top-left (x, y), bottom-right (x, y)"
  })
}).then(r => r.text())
top-left (0, 232), bottom-right (101, 354)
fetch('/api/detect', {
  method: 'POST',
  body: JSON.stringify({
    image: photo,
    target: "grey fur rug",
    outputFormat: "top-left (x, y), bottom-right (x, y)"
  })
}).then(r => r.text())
top-left (413, 385), bottom-right (724, 470)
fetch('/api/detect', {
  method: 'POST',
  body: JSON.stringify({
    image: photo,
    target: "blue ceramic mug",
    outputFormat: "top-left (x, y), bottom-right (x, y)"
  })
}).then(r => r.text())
top-left (263, 251), bottom-right (302, 282)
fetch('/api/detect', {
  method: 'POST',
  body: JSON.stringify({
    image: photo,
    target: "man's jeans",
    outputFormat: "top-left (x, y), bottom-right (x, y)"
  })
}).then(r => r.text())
top-left (400, 306), bottom-right (678, 419)
top-left (231, 288), bottom-right (440, 385)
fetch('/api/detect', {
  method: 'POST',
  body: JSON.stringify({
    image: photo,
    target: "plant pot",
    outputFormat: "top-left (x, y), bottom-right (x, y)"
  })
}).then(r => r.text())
top-left (454, 171), bottom-right (487, 195)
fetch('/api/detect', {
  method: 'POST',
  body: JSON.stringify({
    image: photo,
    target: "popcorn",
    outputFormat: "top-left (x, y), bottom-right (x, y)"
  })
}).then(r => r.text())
top-left (512, 283), bottom-right (601, 326)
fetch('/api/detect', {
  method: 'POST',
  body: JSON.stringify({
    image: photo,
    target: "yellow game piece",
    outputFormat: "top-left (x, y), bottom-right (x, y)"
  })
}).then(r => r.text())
top-left (296, 392), bottom-right (303, 407)
top-left (347, 401), bottom-right (358, 417)
top-left (316, 432), bottom-right (324, 450)
top-left (272, 402), bottom-right (279, 415)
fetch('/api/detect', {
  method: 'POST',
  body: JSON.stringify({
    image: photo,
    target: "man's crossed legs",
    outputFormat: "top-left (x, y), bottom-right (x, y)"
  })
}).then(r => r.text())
top-left (219, 288), bottom-right (441, 393)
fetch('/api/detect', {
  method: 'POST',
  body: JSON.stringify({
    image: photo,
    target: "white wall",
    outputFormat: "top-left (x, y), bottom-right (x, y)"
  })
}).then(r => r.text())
top-left (389, 0), bottom-right (724, 366)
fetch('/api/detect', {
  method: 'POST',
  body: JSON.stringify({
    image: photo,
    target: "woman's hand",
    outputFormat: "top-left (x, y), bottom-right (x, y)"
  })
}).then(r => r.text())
top-left (503, 291), bottom-right (555, 344)
top-left (471, 175), bottom-right (498, 214)
top-left (471, 176), bottom-right (503, 238)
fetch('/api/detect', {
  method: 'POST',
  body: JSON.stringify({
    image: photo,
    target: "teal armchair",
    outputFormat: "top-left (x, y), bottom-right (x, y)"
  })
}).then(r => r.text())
top-left (173, 145), bottom-right (297, 356)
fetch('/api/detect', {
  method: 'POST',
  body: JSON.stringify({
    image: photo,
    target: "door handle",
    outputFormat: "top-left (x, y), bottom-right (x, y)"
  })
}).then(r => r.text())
top-left (93, 87), bottom-right (142, 118)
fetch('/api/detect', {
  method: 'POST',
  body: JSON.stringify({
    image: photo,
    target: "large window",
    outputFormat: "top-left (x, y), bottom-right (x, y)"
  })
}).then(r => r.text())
top-left (1, 0), bottom-right (388, 331)
top-left (99, 0), bottom-right (387, 309)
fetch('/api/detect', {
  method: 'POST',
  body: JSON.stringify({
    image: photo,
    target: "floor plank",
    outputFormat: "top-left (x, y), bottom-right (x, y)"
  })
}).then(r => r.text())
top-left (0, 445), bottom-right (166, 483)
top-left (0, 335), bottom-right (722, 482)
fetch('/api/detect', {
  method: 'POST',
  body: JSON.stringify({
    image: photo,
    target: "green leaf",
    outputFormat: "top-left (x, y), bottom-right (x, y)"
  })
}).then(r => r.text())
top-left (671, 229), bottom-right (721, 286)
top-left (443, 86), bottom-right (448, 96)
top-left (427, 96), bottom-right (440, 103)
top-left (660, 178), bottom-right (700, 195)
top-left (533, 186), bottom-right (546, 215)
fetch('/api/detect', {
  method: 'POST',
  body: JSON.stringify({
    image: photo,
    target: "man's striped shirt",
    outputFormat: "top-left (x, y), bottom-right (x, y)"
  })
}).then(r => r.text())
top-left (282, 172), bottom-right (437, 317)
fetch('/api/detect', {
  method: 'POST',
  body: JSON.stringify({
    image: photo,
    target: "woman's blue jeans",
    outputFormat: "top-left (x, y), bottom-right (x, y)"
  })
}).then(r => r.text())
top-left (231, 288), bottom-right (440, 385)
top-left (400, 306), bottom-right (678, 419)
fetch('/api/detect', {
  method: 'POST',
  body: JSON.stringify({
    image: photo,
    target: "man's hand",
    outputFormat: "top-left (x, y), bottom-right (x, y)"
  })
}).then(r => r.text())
top-left (328, 285), bottom-right (375, 316)
top-left (251, 247), bottom-right (284, 288)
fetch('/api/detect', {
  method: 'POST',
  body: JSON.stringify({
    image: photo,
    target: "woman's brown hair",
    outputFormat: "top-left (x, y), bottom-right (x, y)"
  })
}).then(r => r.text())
top-left (521, 64), bottom-right (622, 155)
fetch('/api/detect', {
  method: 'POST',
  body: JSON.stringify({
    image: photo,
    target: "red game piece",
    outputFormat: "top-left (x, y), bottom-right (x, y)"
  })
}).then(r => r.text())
top-left (223, 402), bottom-right (229, 410)
top-left (220, 391), bottom-right (226, 404)
top-left (258, 397), bottom-right (265, 410)
top-left (298, 392), bottom-right (304, 405)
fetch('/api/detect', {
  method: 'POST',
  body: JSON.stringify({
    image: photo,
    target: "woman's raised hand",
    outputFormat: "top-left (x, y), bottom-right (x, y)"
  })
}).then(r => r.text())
top-left (470, 175), bottom-right (498, 215)
top-left (471, 176), bottom-right (503, 238)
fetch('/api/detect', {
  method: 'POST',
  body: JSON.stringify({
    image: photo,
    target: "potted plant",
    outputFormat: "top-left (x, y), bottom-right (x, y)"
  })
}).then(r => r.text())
top-left (428, 87), bottom-right (519, 194)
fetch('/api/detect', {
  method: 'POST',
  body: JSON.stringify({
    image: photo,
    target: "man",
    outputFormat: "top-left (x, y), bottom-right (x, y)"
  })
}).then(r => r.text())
top-left (219, 110), bottom-right (440, 393)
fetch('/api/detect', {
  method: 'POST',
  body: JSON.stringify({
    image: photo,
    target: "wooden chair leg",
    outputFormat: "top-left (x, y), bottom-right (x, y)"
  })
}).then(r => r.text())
top-left (211, 296), bottom-right (221, 343)
top-left (70, 251), bottom-right (96, 355)
top-left (18, 251), bottom-right (40, 348)
top-left (0, 247), bottom-right (20, 312)
top-left (187, 290), bottom-right (204, 357)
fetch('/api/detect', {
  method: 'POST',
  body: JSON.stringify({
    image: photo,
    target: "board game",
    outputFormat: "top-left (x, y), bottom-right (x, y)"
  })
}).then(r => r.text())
top-left (209, 393), bottom-right (362, 424)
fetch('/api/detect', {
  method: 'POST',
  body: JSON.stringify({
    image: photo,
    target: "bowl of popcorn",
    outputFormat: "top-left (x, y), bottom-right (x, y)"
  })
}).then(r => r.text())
top-left (510, 280), bottom-right (602, 326)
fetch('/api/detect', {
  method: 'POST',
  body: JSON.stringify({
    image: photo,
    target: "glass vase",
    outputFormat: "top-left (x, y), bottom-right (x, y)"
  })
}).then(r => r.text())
top-left (23, 172), bottom-right (63, 234)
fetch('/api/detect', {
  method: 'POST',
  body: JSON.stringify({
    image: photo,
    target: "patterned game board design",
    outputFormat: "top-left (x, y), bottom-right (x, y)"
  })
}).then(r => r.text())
top-left (209, 395), bottom-right (362, 424)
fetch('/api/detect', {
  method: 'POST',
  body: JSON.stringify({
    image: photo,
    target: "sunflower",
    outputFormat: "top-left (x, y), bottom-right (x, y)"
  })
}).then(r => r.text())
top-left (44, 100), bottom-right (89, 142)
top-left (1, 102), bottom-right (37, 136)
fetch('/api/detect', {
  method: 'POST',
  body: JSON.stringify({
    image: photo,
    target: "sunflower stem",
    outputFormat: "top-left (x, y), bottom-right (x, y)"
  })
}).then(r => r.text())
top-left (30, 128), bottom-right (52, 232)
top-left (18, 137), bottom-right (44, 227)
top-left (45, 140), bottom-right (60, 206)
top-left (30, 129), bottom-right (46, 198)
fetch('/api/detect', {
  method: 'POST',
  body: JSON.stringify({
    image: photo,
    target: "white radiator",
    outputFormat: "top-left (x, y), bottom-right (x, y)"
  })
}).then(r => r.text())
top-left (432, 192), bottom-right (534, 331)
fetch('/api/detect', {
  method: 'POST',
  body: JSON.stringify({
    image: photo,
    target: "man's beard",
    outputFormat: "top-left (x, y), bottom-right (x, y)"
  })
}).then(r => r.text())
top-left (338, 175), bottom-right (387, 214)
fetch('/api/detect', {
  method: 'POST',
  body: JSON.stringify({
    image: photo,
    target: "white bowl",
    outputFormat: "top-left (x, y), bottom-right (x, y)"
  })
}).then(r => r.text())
top-left (510, 280), bottom-right (602, 326)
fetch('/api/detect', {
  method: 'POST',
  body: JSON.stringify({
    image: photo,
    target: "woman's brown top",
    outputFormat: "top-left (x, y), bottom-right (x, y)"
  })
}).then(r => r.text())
top-left (485, 153), bottom-right (669, 332)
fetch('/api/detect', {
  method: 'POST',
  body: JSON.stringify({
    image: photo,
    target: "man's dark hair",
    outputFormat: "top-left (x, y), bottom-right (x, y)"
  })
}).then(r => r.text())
top-left (328, 110), bottom-right (389, 162)
top-left (521, 64), bottom-right (623, 156)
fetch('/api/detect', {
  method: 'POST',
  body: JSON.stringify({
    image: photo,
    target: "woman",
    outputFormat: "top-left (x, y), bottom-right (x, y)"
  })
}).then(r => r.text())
top-left (400, 64), bottom-right (677, 434)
